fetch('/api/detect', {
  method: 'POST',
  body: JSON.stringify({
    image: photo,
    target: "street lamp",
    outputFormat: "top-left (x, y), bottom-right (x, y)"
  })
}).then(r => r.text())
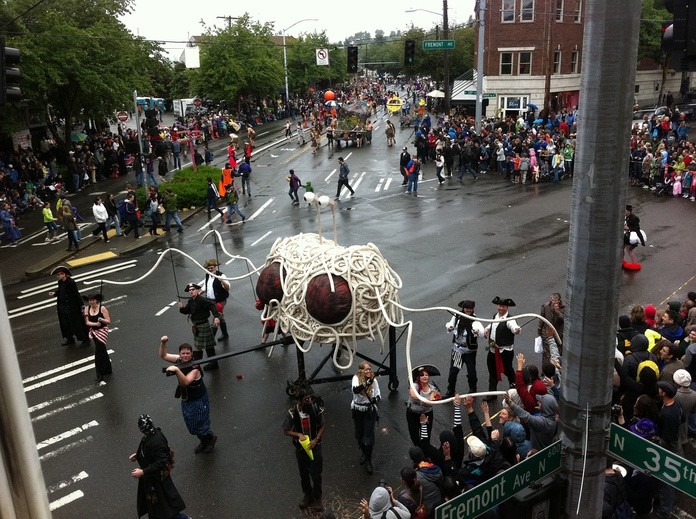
top-left (405, 1), bottom-right (450, 115)
top-left (282, 18), bottom-right (318, 119)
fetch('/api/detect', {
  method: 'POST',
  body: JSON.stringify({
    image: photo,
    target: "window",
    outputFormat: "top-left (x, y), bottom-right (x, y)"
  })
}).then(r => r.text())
top-left (570, 50), bottom-right (579, 73)
top-left (500, 52), bottom-right (513, 75)
top-left (556, 0), bottom-right (564, 21)
top-left (502, 0), bottom-right (515, 23)
top-left (521, 0), bottom-right (534, 22)
top-left (553, 50), bottom-right (561, 74)
top-left (519, 51), bottom-right (532, 74)
top-left (574, 0), bottom-right (582, 22)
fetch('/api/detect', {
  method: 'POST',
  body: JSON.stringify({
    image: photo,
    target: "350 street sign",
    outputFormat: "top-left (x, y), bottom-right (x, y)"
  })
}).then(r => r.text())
top-left (435, 440), bottom-right (562, 519)
top-left (423, 40), bottom-right (456, 50)
top-left (608, 423), bottom-right (696, 499)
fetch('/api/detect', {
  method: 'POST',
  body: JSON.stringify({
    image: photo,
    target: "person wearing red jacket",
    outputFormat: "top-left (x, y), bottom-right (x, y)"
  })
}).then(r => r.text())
top-left (514, 353), bottom-right (547, 413)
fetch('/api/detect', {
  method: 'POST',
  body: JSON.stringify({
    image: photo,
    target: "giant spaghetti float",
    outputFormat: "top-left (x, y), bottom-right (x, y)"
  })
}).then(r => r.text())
top-left (255, 233), bottom-right (403, 370)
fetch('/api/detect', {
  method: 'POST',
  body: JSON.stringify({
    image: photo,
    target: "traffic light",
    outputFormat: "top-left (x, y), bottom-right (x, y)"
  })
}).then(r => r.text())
top-left (347, 46), bottom-right (358, 73)
top-left (0, 39), bottom-right (22, 106)
top-left (663, 0), bottom-right (696, 71)
top-left (404, 40), bottom-right (416, 66)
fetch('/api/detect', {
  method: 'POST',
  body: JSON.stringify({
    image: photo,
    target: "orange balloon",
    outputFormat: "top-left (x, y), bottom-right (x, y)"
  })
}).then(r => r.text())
top-left (324, 90), bottom-right (335, 101)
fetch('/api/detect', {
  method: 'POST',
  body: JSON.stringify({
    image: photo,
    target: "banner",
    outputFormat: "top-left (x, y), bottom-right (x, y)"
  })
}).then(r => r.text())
top-left (315, 48), bottom-right (329, 66)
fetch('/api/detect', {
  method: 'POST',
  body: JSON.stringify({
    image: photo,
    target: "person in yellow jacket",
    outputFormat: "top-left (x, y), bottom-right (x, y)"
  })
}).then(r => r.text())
top-left (42, 202), bottom-right (59, 241)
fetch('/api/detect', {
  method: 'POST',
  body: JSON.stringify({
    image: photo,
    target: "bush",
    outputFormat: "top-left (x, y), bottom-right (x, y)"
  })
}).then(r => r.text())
top-left (137, 165), bottom-right (223, 209)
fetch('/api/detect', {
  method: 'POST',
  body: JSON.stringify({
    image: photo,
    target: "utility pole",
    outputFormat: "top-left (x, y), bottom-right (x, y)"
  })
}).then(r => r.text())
top-left (474, 0), bottom-right (486, 133)
top-left (560, 1), bottom-right (641, 517)
top-left (443, 0), bottom-right (450, 115)
top-left (216, 15), bottom-right (238, 29)
top-left (542, 0), bottom-right (553, 121)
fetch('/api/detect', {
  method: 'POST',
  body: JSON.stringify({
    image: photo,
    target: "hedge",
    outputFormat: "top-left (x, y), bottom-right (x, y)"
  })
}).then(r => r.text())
top-left (136, 165), bottom-right (223, 210)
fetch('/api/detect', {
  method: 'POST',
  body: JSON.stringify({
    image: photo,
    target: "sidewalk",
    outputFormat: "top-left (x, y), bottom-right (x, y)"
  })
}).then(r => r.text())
top-left (21, 116), bottom-right (292, 279)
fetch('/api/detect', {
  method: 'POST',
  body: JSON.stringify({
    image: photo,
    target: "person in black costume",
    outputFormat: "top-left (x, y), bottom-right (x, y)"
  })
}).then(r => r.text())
top-left (83, 293), bottom-right (112, 384)
top-left (49, 266), bottom-right (89, 346)
top-left (129, 414), bottom-right (190, 519)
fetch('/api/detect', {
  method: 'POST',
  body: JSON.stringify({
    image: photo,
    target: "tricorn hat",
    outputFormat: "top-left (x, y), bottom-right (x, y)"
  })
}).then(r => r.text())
top-left (492, 296), bottom-right (516, 307)
top-left (51, 265), bottom-right (71, 276)
top-left (458, 300), bottom-right (475, 309)
top-left (185, 282), bottom-right (201, 292)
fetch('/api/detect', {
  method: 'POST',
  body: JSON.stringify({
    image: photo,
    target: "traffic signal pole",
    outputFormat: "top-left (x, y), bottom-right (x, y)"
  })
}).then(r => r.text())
top-left (561, 1), bottom-right (642, 517)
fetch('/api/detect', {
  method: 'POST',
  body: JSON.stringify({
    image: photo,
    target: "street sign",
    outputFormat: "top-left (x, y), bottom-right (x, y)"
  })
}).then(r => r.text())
top-left (116, 111), bottom-right (129, 122)
top-left (423, 40), bottom-right (456, 50)
top-left (608, 423), bottom-right (696, 499)
top-left (484, 93), bottom-right (497, 98)
top-left (435, 440), bottom-right (562, 519)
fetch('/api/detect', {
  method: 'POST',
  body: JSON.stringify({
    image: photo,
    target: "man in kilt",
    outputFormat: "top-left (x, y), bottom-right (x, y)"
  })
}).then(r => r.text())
top-left (178, 283), bottom-right (221, 370)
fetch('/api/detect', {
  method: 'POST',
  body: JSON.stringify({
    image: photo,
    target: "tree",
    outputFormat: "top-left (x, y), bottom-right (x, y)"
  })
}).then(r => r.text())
top-left (192, 15), bottom-right (283, 111)
top-left (638, 0), bottom-right (669, 63)
top-left (1, 0), bottom-right (164, 147)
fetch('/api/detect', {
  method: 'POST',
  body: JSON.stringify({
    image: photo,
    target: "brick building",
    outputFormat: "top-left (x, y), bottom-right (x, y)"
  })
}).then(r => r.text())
top-left (461, 0), bottom-right (690, 118)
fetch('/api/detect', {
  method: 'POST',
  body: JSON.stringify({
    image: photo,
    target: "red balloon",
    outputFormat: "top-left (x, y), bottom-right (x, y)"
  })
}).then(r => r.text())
top-left (324, 90), bottom-right (335, 101)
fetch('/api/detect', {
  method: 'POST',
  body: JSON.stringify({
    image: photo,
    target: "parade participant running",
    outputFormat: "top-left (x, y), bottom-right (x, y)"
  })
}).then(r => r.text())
top-left (351, 362), bottom-right (381, 475)
top-left (178, 283), bottom-right (221, 370)
top-left (445, 300), bottom-right (485, 397)
top-left (483, 297), bottom-right (521, 401)
top-left (159, 336), bottom-right (218, 454)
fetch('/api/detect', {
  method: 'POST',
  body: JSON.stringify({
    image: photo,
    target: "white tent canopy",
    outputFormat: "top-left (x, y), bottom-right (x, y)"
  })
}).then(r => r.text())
top-left (426, 89), bottom-right (445, 98)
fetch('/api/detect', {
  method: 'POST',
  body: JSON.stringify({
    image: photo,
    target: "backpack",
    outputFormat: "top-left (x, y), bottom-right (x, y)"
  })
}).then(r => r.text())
top-left (117, 199), bottom-right (127, 219)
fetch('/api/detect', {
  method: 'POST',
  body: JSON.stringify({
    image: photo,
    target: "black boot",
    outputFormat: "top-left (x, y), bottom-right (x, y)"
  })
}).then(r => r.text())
top-left (298, 494), bottom-right (313, 509)
top-left (364, 445), bottom-right (374, 474)
top-left (359, 444), bottom-right (367, 465)
top-left (217, 320), bottom-right (229, 342)
top-left (204, 347), bottom-right (219, 370)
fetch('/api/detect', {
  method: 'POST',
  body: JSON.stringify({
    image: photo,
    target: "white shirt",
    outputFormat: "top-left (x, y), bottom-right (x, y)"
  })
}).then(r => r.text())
top-left (92, 203), bottom-right (108, 223)
top-left (486, 311), bottom-right (521, 352)
top-left (446, 315), bottom-right (485, 352)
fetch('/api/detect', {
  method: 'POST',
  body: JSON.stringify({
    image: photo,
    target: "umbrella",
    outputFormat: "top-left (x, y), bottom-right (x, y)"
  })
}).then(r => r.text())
top-left (411, 364), bottom-right (441, 382)
top-left (70, 131), bottom-right (88, 143)
top-left (526, 103), bottom-right (539, 111)
top-left (426, 89), bottom-right (445, 98)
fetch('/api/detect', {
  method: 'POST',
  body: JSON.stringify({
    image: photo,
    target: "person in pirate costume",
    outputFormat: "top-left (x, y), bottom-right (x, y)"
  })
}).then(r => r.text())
top-left (178, 282), bottom-right (221, 370)
top-left (129, 414), bottom-right (190, 519)
top-left (483, 296), bottom-right (521, 401)
top-left (159, 336), bottom-right (218, 454)
top-left (200, 259), bottom-right (230, 342)
top-left (282, 386), bottom-right (326, 512)
top-left (445, 299), bottom-right (485, 398)
top-left (49, 266), bottom-right (89, 347)
top-left (351, 362), bottom-right (381, 475)
top-left (83, 292), bottom-right (112, 385)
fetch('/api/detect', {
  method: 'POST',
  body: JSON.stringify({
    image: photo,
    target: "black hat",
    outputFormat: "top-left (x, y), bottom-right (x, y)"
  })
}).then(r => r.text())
top-left (185, 282), bottom-right (201, 292)
top-left (625, 205), bottom-right (633, 212)
top-left (51, 265), bottom-right (72, 276)
top-left (458, 300), bottom-right (475, 309)
top-left (82, 293), bottom-right (103, 302)
top-left (411, 364), bottom-right (441, 382)
top-left (657, 381), bottom-right (677, 398)
top-left (492, 296), bottom-right (516, 307)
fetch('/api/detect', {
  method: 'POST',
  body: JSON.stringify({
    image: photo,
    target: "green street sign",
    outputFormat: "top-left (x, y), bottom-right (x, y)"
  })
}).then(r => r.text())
top-left (608, 423), bottom-right (696, 499)
top-left (435, 440), bottom-right (562, 519)
top-left (462, 91), bottom-right (497, 98)
top-left (484, 93), bottom-right (497, 98)
top-left (423, 40), bottom-right (456, 50)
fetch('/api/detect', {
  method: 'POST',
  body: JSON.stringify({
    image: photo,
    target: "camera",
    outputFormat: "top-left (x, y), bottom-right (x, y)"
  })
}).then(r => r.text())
top-left (611, 404), bottom-right (623, 417)
top-left (379, 479), bottom-right (387, 488)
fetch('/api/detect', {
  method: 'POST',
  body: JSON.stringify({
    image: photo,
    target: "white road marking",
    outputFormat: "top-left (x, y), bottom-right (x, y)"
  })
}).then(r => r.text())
top-left (47, 471), bottom-right (89, 494)
top-left (32, 393), bottom-right (104, 423)
top-left (155, 301), bottom-right (178, 316)
top-left (325, 168), bottom-right (337, 182)
top-left (196, 212), bottom-right (223, 232)
top-left (23, 351), bottom-right (114, 385)
top-left (350, 171), bottom-right (367, 191)
top-left (19, 261), bottom-right (137, 298)
top-left (49, 490), bottom-right (85, 511)
top-left (28, 386), bottom-right (96, 413)
top-left (24, 361), bottom-right (111, 393)
top-left (37, 420), bottom-right (99, 451)
top-left (384, 178), bottom-right (393, 190)
top-left (375, 179), bottom-right (384, 192)
top-left (39, 436), bottom-right (94, 462)
top-left (250, 231), bottom-right (272, 248)
top-left (246, 198), bottom-right (273, 222)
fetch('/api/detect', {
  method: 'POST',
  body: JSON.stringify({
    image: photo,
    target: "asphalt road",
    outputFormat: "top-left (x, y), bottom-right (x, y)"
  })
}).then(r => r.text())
top-left (5, 107), bottom-right (696, 518)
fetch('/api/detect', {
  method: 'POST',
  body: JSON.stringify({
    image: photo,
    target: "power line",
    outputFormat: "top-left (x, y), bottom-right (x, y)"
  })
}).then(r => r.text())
top-left (2, 0), bottom-right (55, 29)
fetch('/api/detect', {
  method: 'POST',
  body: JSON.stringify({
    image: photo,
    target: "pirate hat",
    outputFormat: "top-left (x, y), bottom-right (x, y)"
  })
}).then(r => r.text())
top-left (51, 265), bottom-right (72, 276)
top-left (492, 296), bottom-right (516, 307)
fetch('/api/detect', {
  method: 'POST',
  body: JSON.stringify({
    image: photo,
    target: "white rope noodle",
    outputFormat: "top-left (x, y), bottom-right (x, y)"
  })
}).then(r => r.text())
top-left (82, 246), bottom-right (262, 287)
top-left (261, 234), bottom-right (402, 368)
top-left (373, 288), bottom-right (550, 407)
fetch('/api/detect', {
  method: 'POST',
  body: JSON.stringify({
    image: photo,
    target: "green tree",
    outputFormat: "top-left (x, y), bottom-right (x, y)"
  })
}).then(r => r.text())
top-left (638, 0), bottom-right (669, 63)
top-left (192, 15), bottom-right (283, 110)
top-left (1, 0), bottom-right (164, 147)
